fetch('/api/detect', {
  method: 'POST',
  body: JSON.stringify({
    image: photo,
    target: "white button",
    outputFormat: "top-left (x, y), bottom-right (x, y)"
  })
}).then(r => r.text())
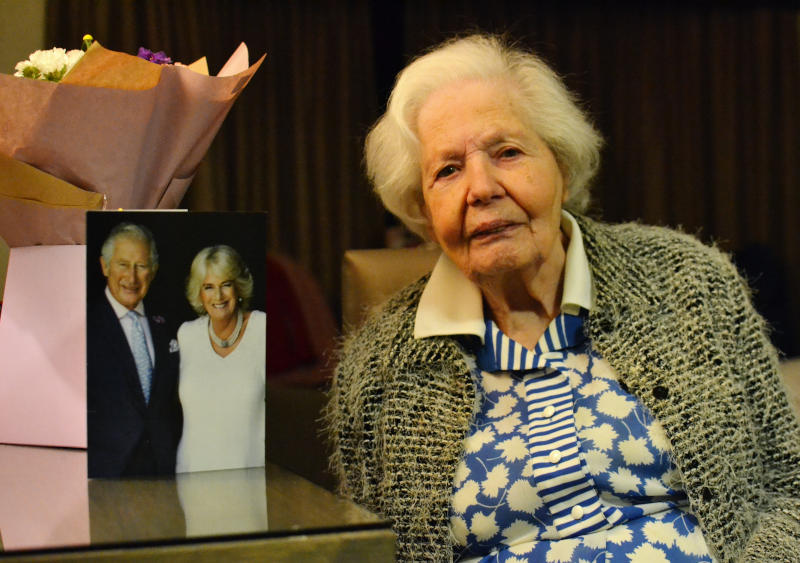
top-left (543, 405), bottom-right (556, 418)
top-left (548, 450), bottom-right (561, 464)
top-left (571, 505), bottom-right (584, 520)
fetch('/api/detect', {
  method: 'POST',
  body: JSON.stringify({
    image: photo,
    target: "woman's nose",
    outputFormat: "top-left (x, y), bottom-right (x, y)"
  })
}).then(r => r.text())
top-left (465, 157), bottom-right (504, 205)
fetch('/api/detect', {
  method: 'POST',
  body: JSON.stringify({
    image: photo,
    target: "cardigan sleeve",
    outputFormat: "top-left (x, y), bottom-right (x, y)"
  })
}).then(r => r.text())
top-left (719, 258), bottom-right (800, 560)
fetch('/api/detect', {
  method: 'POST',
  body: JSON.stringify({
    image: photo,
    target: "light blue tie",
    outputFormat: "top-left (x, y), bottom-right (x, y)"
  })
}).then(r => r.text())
top-left (126, 311), bottom-right (153, 403)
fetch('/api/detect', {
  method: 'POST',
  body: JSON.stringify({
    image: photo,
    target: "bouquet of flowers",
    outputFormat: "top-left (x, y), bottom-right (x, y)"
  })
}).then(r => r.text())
top-left (0, 37), bottom-right (264, 246)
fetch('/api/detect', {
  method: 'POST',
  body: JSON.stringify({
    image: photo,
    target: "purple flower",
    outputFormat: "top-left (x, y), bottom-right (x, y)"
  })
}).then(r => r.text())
top-left (137, 47), bottom-right (172, 65)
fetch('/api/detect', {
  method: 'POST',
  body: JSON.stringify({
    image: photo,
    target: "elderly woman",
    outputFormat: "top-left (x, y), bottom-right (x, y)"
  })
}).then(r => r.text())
top-left (175, 245), bottom-right (266, 473)
top-left (327, 35), bottom-right (800, 562)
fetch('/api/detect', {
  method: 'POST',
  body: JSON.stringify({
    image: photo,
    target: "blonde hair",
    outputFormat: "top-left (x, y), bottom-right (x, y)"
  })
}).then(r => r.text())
top-left (185, 245), bottom-right (253, 316)
top-left (365, 34), bottom-right (603, 239)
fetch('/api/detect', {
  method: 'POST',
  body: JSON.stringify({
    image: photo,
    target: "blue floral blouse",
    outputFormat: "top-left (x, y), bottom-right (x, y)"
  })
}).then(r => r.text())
top-left (450, 312), bottom-right (714, 562)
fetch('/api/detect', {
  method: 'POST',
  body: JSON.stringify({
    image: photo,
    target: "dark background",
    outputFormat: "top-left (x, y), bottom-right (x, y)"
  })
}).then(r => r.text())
top-left (87, 211), bottom-right (267, 334)
top-left (50, 1), bottom-right (799, 355)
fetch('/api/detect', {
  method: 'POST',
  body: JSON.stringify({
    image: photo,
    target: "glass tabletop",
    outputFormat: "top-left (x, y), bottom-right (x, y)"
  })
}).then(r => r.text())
top-left (0, 444), bottom-right (387, 554)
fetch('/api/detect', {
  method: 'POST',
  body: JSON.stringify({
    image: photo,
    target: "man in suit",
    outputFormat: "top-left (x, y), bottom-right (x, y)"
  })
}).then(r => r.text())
top-left (87, 223), bottom-right (181, 478)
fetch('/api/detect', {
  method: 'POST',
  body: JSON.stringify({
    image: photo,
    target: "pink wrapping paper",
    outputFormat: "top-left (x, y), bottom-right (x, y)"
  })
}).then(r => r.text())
top-left (0, 245), bottom-right (86, 448)
top-left (0, 42), bottom-right (264, 246)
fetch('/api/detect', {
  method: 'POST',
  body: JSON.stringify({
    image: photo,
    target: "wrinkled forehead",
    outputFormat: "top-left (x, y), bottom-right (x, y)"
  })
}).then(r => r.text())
top-left (111, 236), bottom-right (152, 262)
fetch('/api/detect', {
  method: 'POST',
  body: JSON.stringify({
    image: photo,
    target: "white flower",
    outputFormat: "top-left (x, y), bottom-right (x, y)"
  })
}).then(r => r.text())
top-left (606, 525), bottom-right (633, 545)
top-left (465, 427), bottom-right (495, 453)
top-left (521, 457), bottom-right (535, 477)
top-left (581, 530), bottom-right (606, 549)
top-left (564, 352), bottom-right (589, 374)
top-left (574, 406), bottom-right (596, 430)
top-left (502, 519), bottom-right (537, 544)
top-left (483, 371), bottom-right (513, 393)
top-left (453, 460), bottom-right (470, 487)
top-left (608, 466), bottom-right (641, 494)
top-left (494, 411), bottom-right (521, 435)
top-left (449, 516), bottom-right (468, 545)
top-left (578, 378), bottom-right (609, 397)
top-left (497, 435), bottom-right (528, 462)
top-left (618, 436), bottom-right (655, 465)
top-left (675, 526), bottom-right (711, 557)
top-left (596, 390), bottom-right (636, 418)
top-left (648, 420), bottom-right (672, 452)
top-left (487, 394), bottom-right (517, 418)
top-left (629, 543), bottom-right (670, 563)
top-left (643, 520), bottom-right (679, 547)
top-left (580, 422), bottom-right (618, 451)
top-left (14, 47), bottom-right (84, 82)
top-left (583, 448), bottom-right (612, 473)
top-left (470, 511), bottom-right (499, 541)
top-left (545, 538), bottom-right (581, 562)
top-left (507, 480), bottom-right (543, 514)
top-left (643, 477), bottom-right (670, 496)
top-left (452, 480), bottom-right (480, 514)
top-left (591, 357), bottom-right (620, 380)
top-left (482, 464), bottom-right (509, 498)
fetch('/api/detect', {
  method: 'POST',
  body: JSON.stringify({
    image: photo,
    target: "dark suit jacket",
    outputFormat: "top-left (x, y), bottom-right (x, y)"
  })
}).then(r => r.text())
top-left (87, 295), bottom-right (182, 478)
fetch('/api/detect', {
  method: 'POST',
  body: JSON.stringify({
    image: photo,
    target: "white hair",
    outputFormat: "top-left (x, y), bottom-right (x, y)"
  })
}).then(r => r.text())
top-left (365, 34), bottom-right (604, 239)
top-left (100, 223), bottom-right (158, 268)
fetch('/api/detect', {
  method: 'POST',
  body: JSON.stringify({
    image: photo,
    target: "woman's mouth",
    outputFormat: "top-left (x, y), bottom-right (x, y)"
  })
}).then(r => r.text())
top-left (469, 221), bottom-right (518, 240)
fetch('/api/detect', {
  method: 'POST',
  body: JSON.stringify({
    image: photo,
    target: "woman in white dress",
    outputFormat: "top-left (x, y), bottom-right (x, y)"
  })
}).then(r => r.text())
top-left (176, 245), bottom-right (266, 473)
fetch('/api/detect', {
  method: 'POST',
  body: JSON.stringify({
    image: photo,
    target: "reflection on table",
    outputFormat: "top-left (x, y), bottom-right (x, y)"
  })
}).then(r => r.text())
top-left (0, 445), bottom-right (393, 561)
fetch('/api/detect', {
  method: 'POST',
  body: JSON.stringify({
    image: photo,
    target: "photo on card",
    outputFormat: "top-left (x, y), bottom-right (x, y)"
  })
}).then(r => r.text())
top-left (86, 211), bottom-right (267, 478)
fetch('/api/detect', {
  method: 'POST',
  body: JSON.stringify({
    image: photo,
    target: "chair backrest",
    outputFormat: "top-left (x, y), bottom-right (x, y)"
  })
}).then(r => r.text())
top-left (341, 246), bottom-right (440, 330)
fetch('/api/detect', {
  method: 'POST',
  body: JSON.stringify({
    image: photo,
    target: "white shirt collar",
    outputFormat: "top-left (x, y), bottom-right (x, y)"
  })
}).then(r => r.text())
top-left (413, 210), bottom-right (594, 343)
top-left (105, 285), bottom-right (147, 319)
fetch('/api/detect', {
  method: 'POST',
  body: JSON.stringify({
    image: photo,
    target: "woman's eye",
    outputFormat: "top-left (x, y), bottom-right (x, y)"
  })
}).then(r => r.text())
top-left (499, 147), bottom-right (520, 158)
top-left (436, 165), bottom-right (458, 179)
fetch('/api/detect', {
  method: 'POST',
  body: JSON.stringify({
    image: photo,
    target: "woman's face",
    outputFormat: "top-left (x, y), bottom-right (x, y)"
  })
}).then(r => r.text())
top-left (417, 79), bottom-right (566, 284)
top-left (200, 269), bottom-right (238, 322)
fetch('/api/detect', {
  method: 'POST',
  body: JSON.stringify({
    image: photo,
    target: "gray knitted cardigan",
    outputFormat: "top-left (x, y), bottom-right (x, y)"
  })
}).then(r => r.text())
top-left (326, 215), bottom-right (800, 562)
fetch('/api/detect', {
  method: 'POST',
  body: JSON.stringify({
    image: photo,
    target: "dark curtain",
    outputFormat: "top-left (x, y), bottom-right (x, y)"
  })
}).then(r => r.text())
top-left (48, 2), bottom-right (800, 353)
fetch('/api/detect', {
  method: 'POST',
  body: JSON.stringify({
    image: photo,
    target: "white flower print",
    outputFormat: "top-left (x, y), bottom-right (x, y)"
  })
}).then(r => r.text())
top-left (581, 530), bottom-right (606, 549)
top-left (471, 511), bottom-right (499, 541)
top-left (453, 460), bottom-right (470, 487)
top-left (675, 526), bottom-right (711, 557)
top-left (608, 466), bottom-right (641, 494)
top-left (563, 352), bottom-right (589, 374)
top-left (521, 457), bottom-right (535, 477)
top-left (583, 448), bottom-right (612, 473)
top-left (487, 394), bottom-right (517, 418)
top-left (502, 519), bottom-right (537, 544)
top-left (449, 515), bottom-right (468, 544)
top-left (482, 371), bottom-right (513, 394)
top-left (452, 480), bottom-right (480, 514)
top-left (578, 378), bottom-right (609, 397)
top-left (606, 525), bottom-right (633, 545)
top-left (507, 480), bottom-right (543, 514)
top-left (643, 520), bottom-right (679, 547)
top-left (592, 357), bottom-right (619, 380)
top-left (482, 464), bottom-right (509, 498)
top-left (642, 477), bottom-right (670, 496)
top-left (574, 406), bottom-right (596, 430)
top-left (465, 427), bottom-right (495, 453)
top-left (596, 390), bottom-right (636, 418)
top-left (494, 411), bottom-right (521, 435)
top-left (580, 422), bottom-right (618, 451)
top-left (629, 543), bottom-right (670, 563)
top-left (647, 420), bottom-right (672, 452)
top-left (508, 541), bottom-right (536, 555)
top-left (497, 435), bottom-right (528, 462)
top-left (618, 436), bottom-right (655, 465)
top-left (545, 538), bottom-right (581, 562)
